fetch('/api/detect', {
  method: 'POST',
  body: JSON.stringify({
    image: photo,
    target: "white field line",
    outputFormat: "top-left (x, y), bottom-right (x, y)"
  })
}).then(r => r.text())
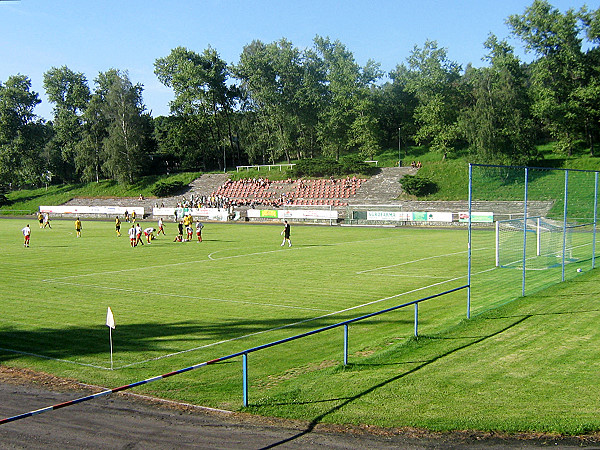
top-left (355, 248), bottom-right (487, 274)
top-left (41, 280), bottom-right (333, 312)
top-left (115, 266), bottom-right (498, 370)
top-left (8, 267), bottom-right (495, 371)
top-left (42, 236), bottom-right (395, 282)
top-left (0, 347), bottom-right (108, 370)
top-left (18, 236), bottom-right (481, 370)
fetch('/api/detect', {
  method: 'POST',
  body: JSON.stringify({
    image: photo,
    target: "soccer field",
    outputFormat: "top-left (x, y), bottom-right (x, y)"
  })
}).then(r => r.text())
top-left (0, 218), bottom-right (516, 407)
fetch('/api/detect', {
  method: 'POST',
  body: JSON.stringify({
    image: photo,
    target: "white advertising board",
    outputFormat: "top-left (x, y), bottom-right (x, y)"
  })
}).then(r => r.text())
top-left (247, 209), bottom-right (338, 220)
top-left (40, 205), bottom-right (144, 215)
top-left (153, 207), bottom-right (229, 221)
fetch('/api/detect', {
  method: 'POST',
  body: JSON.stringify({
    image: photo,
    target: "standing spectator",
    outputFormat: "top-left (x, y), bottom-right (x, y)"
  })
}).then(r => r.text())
top-left (22, 224), bottom-right (31, 247)
top-left (280, 220), bottom-right (292, 247)
top-left (75, 218), bottom-right (82, 238)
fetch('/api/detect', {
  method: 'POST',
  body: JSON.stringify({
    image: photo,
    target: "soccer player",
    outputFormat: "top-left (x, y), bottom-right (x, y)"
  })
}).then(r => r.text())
top-left (143, 227), bottom-right (155, 243)
top-left (157, 217), bottom-right (165, 236)
top-left (37, 212), bottom-right (44, 228)
top-left (75, 218), bottom-right (82, 237)
top-left (43, 213), bottom-right (51, 229)
top-left (22, 224), bottom-right (31, 247)
top-left (135, 223), bottom-right (144, 246)
top-left (195, 221), bottom-right (204, 242)
top-left (115, 216), bottom-right (121, 237)
top-left (128, 224), bottom-right (136, 247)
top-left (186, 223), bottom-right (193, 241)
top-left (280, 220), bottom-right (291, 247)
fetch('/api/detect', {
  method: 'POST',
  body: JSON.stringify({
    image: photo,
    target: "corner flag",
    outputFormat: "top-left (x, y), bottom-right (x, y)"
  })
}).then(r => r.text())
top-left (106, 307), bottom-right (115, 329)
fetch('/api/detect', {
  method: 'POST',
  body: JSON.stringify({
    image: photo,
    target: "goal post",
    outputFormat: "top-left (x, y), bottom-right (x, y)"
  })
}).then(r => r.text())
top-left (496, 216), bottom-right (574, 269)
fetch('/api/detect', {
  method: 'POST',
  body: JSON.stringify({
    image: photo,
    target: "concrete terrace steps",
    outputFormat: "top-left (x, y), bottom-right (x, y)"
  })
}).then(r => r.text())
top-left (60, 170), bottom-right (555, 219)
top-left (348, 166), bottom-right (417, 204)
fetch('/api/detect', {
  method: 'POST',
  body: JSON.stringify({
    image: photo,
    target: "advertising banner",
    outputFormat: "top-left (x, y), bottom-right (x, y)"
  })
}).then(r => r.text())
top-left (366, 211), bottom-right (452, 222)
top-left (458, 212), bottom-right (494, 223)
top-left (40, 205), bottom-right (144, 215)
top-left (247, 209), bottom-right (338, 220)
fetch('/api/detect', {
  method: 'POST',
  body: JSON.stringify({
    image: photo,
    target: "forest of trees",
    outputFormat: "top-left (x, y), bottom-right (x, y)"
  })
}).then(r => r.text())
top-left (1, 1), bottom-right (599, 187)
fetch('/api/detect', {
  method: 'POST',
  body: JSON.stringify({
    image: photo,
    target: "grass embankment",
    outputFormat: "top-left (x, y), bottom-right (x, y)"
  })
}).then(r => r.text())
top-left (1, 172), bottom-right (202, 215)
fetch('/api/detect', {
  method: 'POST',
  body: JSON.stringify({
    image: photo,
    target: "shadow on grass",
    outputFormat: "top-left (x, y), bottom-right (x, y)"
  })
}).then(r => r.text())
top-left (257, 315), bottom-right (532, 449)
top-left (0, 314), bottom-right (413, 364)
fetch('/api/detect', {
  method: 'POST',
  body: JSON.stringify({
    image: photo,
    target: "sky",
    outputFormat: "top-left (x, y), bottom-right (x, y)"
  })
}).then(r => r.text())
top-left (0, 0), bottom-right (594, 120)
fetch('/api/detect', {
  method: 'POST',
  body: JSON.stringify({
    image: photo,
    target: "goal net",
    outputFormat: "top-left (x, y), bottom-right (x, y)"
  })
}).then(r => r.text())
top-left (495, 217), bottom-right (574, 270)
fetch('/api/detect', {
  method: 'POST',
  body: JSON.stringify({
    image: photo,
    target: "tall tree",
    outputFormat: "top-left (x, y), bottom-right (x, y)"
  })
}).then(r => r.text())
top-left (404, 40), bottom-right (463, 159)
top-left (43, 66), bottom-right (90, 182)
top-left (96, 69), bottom-right (147, 183)
top-left (458, 35), bottom-right (536, 164)
top-left (508, 1), bottom-right (600, 155)
top-left (313, 36), bottom-right (382, 160)
top-left (155, 46), bottom-right (238, 170)
top-left (0, 75), bottom-right (46, 186)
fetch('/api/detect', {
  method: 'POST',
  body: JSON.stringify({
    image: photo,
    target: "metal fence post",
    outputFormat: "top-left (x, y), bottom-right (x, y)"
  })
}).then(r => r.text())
top-left (343, 324), bottom-right (348, 366)
top-left (414, 303), bottom-right (419, 337)
top-left (243, 353), bottom-right (248, 407)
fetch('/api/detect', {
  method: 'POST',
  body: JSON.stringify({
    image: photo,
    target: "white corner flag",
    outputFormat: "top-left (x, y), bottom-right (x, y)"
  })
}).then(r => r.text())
top-left (106, 307), bottom-right (115, 329)
top-left (106, 307), bottom-right (115, 370)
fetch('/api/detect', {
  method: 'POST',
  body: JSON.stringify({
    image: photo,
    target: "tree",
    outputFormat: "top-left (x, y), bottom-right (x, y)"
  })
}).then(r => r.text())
top-left (234, 39), bottom-right (306, 164)
top-left (0, 75), bottom-right (47, 186)
top-left (404, 40), bottom-right (463, 159)
top-left (507, 1), bottom-right (600, 155)
top-left (43, 66), bottom-right (90, 182)
top-left (313, 36), bottom-right (382, 160)
top-left (95, 69), bottom-right (148, 183)
top-left (458, 35), bottom-right (536, 164)
top-left (155, 46), bottom-right (238, 171)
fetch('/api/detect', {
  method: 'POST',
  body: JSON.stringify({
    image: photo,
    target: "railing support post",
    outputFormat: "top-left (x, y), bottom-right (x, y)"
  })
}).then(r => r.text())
top-left (414, 303), bottom-right (419, 337)
top-left (243, 353), bottom-right (248, 407)
top-left (343, 324), bottom-right (349, 365)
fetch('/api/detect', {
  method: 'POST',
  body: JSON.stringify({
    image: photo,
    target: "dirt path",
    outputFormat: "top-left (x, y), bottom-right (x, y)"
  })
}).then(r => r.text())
top-left (0, 367), bottom-right (595, 449)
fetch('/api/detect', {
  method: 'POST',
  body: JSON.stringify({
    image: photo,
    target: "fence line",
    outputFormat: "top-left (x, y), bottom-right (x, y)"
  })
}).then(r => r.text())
top-left (0, 284), bottom-right (468, 424)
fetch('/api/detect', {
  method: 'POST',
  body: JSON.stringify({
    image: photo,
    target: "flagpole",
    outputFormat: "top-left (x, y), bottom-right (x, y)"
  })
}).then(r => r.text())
top-left (109, 327), bottom-right (113, 370)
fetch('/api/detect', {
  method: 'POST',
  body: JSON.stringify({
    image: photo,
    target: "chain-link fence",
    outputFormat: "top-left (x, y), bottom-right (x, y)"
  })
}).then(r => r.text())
top-left (468, 164), bottom-right (598, 316)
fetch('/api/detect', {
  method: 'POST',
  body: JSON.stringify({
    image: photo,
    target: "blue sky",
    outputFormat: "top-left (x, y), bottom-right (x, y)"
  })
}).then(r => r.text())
top-left (0, 0), bottom-right (593, 120)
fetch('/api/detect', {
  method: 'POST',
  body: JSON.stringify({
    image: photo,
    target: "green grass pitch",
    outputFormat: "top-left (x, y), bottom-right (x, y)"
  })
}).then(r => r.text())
top-left (1, 219), bottom-right (475, 400)
top-left (3, 217), bottom-right (600, 434)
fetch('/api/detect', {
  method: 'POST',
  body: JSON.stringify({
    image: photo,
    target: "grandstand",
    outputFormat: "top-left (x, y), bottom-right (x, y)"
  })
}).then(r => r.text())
top-left (210, 177), bottom-right (366, 207)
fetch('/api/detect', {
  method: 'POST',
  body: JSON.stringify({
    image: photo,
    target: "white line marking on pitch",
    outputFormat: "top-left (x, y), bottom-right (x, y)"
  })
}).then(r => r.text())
top-left (42, 280), bottom-right (333, 312)
top-left (43, 236), bottom-right (395, 282)
top-left (115, 267), bottom-right (497, 370)
top-left (356, 247), bottom-right (490, 274)
top-left (0, 347), bottom-right (108, 370)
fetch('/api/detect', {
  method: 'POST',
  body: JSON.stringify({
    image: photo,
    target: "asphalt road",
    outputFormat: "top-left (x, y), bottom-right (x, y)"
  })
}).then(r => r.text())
top-left (0, 379), bottom-right (596, 449)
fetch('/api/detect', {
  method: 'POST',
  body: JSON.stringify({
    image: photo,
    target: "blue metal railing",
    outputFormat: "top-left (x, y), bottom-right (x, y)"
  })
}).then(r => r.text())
top-left (238, 284), bottom-right (468, 406)
top-left (0, 284), bottom-right (468, 424)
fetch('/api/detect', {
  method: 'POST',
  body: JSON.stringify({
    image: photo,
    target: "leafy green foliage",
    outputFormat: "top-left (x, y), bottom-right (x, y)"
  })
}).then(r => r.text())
top-left (400, 174), bottom-right (437, 196)
top-left (151, 180), bottom-right (185, 197)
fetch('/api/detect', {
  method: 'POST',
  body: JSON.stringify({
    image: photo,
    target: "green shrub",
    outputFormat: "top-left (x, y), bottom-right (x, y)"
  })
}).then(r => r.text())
top-left (151, 180), bottom-right (185, 197)
top-left (400, 174), bottom-right (437, 196)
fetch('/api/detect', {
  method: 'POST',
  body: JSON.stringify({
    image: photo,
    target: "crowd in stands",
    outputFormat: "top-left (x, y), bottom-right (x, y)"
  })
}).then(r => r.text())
top-left (205, 176), bottom-right (366, 208)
